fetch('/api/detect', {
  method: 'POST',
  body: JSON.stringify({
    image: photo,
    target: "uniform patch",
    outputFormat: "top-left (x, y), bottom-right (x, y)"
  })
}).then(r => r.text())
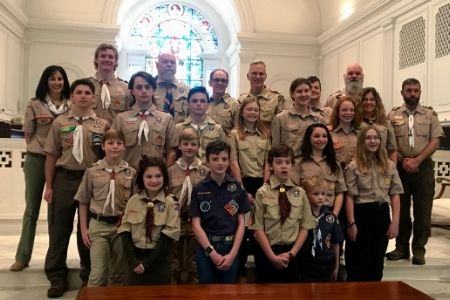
top-left (111, 97), bottom-right (121, 109)
top-left (147, 202), bottom-right (154, 209)
top-left (92, 133), bottom-right (103, 146)
top-left (60, 125), bottom-right (76, 133)
top-left (198, 168), bottom-right (207, 177)
top-left (227, 183), bottom-right (237, 192)
top-left (94, 119), bottom-right (103, 127)
top-left (125, 169), bottom-right (132, 176)
top-left (325, 214), bottom-right (335, 223)
top-left (292, 189), bottom-right (300, 197)
top-left (224, 199), bottom-right (239, 216)
top-left (209, 125), bottom-right (215, 131)
top-left (155, 116), bottom-right (162, 123)
top-left (200, 201), bottom-right (211, 213)
top-left (125, 117), bottom-right (138, 122)
top-left (384, 177), bottom-right (391, 186)
top-left (156, 202), bottom-right (166, 213)
top-left (179, 87), bottom-right (185, 94)
top-left (174, 202), bottom-right (180, 214)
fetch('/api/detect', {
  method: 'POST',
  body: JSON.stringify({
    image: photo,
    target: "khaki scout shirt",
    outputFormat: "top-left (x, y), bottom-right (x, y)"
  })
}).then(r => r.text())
top-left (237, 87), bottom-right (288, 126)
top-left (360, 120), bottom-right (397, 152)
top-left (229, 129), bottom-right (271, 178)
top-left (330, 125), bottom-right (358, 166)
top-left (294, 156), bottom-right (347, 207)
top-left (249, 177), bottom-right (315, 245)
top-left (325, 88), bottom-right (358, 109)
top-left (23, 98), bottom-right (70, 154)
top-left (118, 190), bottom-right (180, 249)
top-left (176, 116), bottom-right (228, 160)
top-left (311, 103), bottom-right (332, 124)
top-left (114, 105), bottom-right (178, 169)
top-left (90, 73), bottom-right (131, 125)
top-left (207, 94), bottom-right (238, 135)
top-left (154, 77), bottom-right (190, 124)
top-left (74, 159), bottom-right (136, 216)
top-left (388, 104), bottom-right (444, 157)
top-left (44, 110), bottom-right (108, 170)
top-left (271, 107), bottom-right (326, 157)
top-left (345, 160), bottom-right (404, 204)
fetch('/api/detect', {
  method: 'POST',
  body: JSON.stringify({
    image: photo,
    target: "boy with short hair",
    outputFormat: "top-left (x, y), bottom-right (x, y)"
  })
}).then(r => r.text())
top-left (298, 176), bottom-right (344, 282)
top-left (190, 140), bottom-right (251, 284)
top-left (168, 128), bottom-right (209, 284)
top-left (249, 144), bottom-right (315, 283)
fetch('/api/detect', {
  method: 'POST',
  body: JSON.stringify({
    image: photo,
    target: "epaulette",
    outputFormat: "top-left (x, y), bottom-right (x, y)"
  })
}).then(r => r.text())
top-left (422, 105), bottom-right (434, 110)
top-left (239, 92), bottom-right (249, 97)
top-left (270, 89), bottom-right (280, 94)
top-left (88, 161), bottom-right (100, 168)
top-left (328, 90), bottom-right (341, 97)
top-left (117, 77), bottom-right (128, 83)
top-left (168, 193), bottom-right (178, 202)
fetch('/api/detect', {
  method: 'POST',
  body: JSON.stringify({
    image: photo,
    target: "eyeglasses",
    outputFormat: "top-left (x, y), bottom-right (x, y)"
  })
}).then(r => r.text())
top-left (212, 78), bottom-right (228, 84)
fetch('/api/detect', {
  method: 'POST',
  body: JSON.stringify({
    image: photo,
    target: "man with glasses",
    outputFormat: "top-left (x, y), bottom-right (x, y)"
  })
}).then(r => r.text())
top-left (207, 69), bottom-right (238, 135)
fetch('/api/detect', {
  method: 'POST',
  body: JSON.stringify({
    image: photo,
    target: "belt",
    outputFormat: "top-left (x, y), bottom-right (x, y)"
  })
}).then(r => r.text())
top-left (208, 234), bottom-right (234, 242)
top-left (91, 213), bottom-right (121, 224)
top-left (56, 167), bottom-right (85, 178)
top-left (134, 247), bottom-right (154, 255)
top-left (26, 151), bottom-right (46, 159)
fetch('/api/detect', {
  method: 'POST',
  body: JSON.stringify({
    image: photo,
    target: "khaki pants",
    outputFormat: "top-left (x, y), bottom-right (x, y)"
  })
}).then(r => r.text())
top-left (88, 219), bottom-right (126, 286)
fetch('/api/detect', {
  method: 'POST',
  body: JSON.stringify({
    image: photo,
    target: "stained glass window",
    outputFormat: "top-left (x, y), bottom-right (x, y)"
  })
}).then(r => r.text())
top-left (129, 3), bottom-right (219, 87)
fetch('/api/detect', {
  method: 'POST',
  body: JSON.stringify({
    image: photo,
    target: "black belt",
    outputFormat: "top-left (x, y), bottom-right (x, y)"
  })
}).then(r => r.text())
top-left (134, 247), bottom-right (154, 255)
top-left (56, 167), bottom-right (85, 178)
top-left (91, 213), bottom-right (120, 224)
top-left (26, 151), bottom-right (46, 159)
top-left (208, 234), bottom-right (234, 242)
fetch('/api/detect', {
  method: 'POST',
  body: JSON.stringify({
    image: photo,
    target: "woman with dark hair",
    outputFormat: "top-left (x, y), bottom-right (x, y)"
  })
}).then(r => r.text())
top-left (357, 87), bottom-right (398, 163)
top-left (294, 123), bottom-right (346, 218)
top-left (10, 65), bottom-right (71, 272)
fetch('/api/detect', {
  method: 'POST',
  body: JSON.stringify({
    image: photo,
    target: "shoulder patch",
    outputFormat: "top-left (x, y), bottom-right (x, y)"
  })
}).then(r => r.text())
top-left (391, 106), bottom-right (401, 111)
top-left (117, 77), bottom-right (128, 83)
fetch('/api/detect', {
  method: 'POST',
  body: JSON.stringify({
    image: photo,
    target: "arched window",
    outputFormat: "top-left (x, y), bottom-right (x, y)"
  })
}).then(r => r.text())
top-left (127, 3), bottom-right (219, 87)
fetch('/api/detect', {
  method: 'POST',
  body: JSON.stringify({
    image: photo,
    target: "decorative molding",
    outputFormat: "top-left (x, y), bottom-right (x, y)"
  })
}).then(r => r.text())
top-left (238, 32), bottom-right (318, 46)
top-left (233, 0), bottom-right (253, 32)
top-left (101, 0), bottom-right (121, 24)
top-left (0, 0), bottom-right (28, 37)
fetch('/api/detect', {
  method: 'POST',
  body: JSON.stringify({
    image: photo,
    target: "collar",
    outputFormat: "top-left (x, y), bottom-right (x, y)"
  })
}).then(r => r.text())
top-left (399, 103), bottom-right (426, 115)
top-left (94, 72), bottom-right (115, 84)
top-left (249, 87), bottom-right (269, 100)
top-left (97, 158), bottom-right (129, 172)
top-left (130, 104), bottom-right (157, 117)
top-left (181, 115), bottom-right (216, 126)
top-left (203, 173), bottom-right (236, 185)
top-left (68, 109), bottom-right (96, 120)
top-left (136, 189), bottom-right (167, 203)
top-left (269, 176), bottom-right (295, 189)
top-left (333, 123), bottom-right (357, 134)
top-left (156, 76), bottom-right (178, 88)
top-left (288, 106), bottom-right (314, 117)
top-left (176, 157), bottom-right (202, 170)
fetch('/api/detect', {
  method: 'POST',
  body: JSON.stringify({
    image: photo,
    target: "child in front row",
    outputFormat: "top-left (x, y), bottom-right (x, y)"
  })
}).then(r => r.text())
top-left (168, 128), bottom-right (209, 284)
top-left (118, 156), bottom-right (180, 285)
top-left (249, 144), bottom-right (315, 283)
top-left (75, 128), bottom-right (136, 286)
top-left (297, 176), bottom-right (344, 282)
top-left (191, 140), bottom-right (251, 284)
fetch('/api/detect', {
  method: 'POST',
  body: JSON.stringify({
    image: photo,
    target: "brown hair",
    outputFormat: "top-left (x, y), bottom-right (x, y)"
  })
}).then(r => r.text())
top-left (302, 175), bottom-right (328, 194)
top-left (179, 127), bottom-right (200, 144)
top-left (329, 96), bottom-right (361, 129)
top-left (94, 43), bottom-right (119, 70)
top-left (236, 97), bottom-right (269, 140)
top-left (356, 87), bottom-right (388, 125)
top-left (355, 126), bottom-right (389, 174)
top-left (102, 128), bottom-right (126, 145)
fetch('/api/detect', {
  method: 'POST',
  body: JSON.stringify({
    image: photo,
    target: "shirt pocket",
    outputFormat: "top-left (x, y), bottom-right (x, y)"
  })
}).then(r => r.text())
top-left (380, 173), bottom-right (392, 189)
top-left (117, 175), bottom-right (134, 200)
top-left (151, 126), bottom-right (166, 148)
top-left (123, 125), bottom-right (138, 147)
top-left (392, 121), bottom-right (406, 137)
top-left (356, 171), bottom-right (372, 191)
top-left (288, 196), bottom-right (304, 220)
top-left (126, 211), bottom-right (145, 225)
top-left (203, 127), bottom-right (220, 144)
top-left (259, 102), bottom-right (273, 120)
top-left (262, 197), bottom-right (278, 220)
top-left (415, 119), bottom-right (430, 137)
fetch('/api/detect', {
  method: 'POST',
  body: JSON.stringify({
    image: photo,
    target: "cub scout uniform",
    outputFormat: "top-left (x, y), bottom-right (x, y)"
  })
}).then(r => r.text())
top-left (90, 72), bottom-right (131, 125)
top-left (176, 116), bottom-right (228, 160)
top-left (207, 94), bottom-right (238, 135)
top-left (238, 87), bottom-right (288, 127)
top-left (154, 77), bottom-right (190, 124)
top-left (271, 107), bottom-right (326, 157)
top-left (114, 105), bottom-right (178, 169)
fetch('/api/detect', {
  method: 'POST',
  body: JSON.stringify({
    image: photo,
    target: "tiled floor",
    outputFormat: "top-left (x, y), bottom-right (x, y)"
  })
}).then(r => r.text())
top-left (0, 199), bottom-right (448, 299)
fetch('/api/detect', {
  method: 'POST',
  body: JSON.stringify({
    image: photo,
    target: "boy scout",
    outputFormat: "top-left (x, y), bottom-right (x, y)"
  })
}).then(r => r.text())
top-left (75, 129), bottom-right (136, 286)
top-left (176, 86), bottom-right (228, 160)
top-left (168, 128), bottom-right (208, 284)
top-left (250, 144), bottom-right (315, 283)
top-left (114, 71), bottom-right (178, 169)
top-left (89, 43), bottom-right (131, 124)
top-left (386, 78), bottom-right (444, 265)
top-left (43, 79), bottom-right (108, 298)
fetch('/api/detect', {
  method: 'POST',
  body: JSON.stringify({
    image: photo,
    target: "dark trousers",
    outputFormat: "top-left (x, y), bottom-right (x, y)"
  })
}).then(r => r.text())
top-left (254, 243), bottom-right (300, 283)
top-left (125, 248), bottom-right (171, 286)
top-left (44, 168), bottom-right (91, 282)
top-left (396, 159), bottom-right (435, 256)
top-left (345, 202), bottom-right (390, 281)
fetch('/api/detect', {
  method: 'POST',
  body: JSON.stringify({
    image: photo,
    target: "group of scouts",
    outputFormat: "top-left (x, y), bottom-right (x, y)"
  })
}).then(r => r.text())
top-left (10, 42), bottom-right (443, 298)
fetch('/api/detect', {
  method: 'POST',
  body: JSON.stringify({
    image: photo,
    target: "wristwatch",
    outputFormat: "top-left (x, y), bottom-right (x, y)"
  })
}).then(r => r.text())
top-left (204, 245), bottom-right (215, 256)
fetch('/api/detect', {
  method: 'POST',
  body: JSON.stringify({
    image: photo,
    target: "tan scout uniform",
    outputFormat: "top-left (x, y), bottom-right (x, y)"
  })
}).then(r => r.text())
top-left (154, 77), bottom-right (190, 124)
top-left (238, 87), bottom-right (288, 127)
top-left (388, 103), bottom-right (444, 257)
top-left (207, 94), bottom-right (238, 135)
top-left (44, 110), bottom-right (108, 170)
top-left (74, 159), bottom-right (136, 286)
top-left (330, 125), bottom-right (359, 166)
top-left (271, 107), bottom-right (326, 157)
top-left (229, 129), bottom-right (271, 178)
top-left (360, 120), bottom-right (397, 154)
top-left (294, 157), bottom-right (347, 207)
top-left (249, 177), bottom-right (315, 245)
top-left (176, 116), bottom-right (228, 160)
top-left (168, 157), bottom-right (208, 284)
top-left (311, 104), bottom-right (332, 124)
top-left (325, 88), bottom-right (353, 109)
top-left (114, 105), bottom-right (178, 170)
top-left (118, 189), bottom-right (180, 249)
top-left (90, 73), bottom-right (130, 125)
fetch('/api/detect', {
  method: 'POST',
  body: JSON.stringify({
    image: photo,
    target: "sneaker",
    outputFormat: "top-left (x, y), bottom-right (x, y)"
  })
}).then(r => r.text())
top-left (412, 256), bottom-right (425, 265)
top-left (9, 261), bottom-right (28, 272)
top-left (47, 280), bottom-right (68, 298)
top-left (385, 249), bottom-right (410, 260)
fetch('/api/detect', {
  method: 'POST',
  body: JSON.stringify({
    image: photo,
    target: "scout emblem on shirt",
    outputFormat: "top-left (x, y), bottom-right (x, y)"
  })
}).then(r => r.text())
top-left (179, 87), bottom-right (185, 94)
top-left (325, 233), bottom-right (332, 249)
top-left (392, 115), bottom-right (405, 126)
top-left (38, 116), bottom-right (52, 124)
top-left (111, 97), bottom-right (121, 109)
top-left (333, 139), bottom-right (343, 150)
top-left (174, 202), bottom-right (180, 215)
top-left (155, 116), bottom-right (162, 124)
top-left (200, 201), bottom-right (211, 213)
top-left (93, 119), bottom-right (104, 128)
top-left (227, 183), bottom-right (237, 192)
top-left (292, 189), bottom-right (300, 197)
top-left (125, 117), bottom-right (137, 123)
top-left (156, 135), bottom-right (164, 145)
top-left (224, 199), bottom-right (239, 216)
top-left (209, 125), bottom-right (215, 131)
top-left (384, 177), bottom-right (391, 186)
top-left (325, 214), bottom-right (335, 223)
top-left (156, 202), bottom-right (165, 213)
top-left (198, 168), bottom-right (207, 177)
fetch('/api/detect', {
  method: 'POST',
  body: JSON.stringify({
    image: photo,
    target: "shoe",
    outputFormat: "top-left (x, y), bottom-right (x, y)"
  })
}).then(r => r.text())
top-left (47, 280), bottom-right (68, 298)
top-left (81, 280), bottom-right (88, 288)
top-left (385, 249), bottom-right (410, 260)
top-left (412, 256), bottom-right (425, 265)
top-left (9, 261), bottom-right (28, 272)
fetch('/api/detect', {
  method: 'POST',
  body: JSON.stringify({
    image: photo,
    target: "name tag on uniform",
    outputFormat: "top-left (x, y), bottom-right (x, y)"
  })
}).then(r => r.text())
top-left (125, 117), bottom-right (138, 122)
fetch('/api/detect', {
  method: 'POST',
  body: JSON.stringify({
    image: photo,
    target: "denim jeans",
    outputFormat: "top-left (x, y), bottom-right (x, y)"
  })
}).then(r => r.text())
top-left (196, 240), bottom-right (238, 283)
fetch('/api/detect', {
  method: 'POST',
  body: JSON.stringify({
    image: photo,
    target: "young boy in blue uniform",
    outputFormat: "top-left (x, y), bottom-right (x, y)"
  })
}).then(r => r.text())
top-left (298, 176), bottom-right (344, 282)
top-left (190, 140), bottom-right (251, 283)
